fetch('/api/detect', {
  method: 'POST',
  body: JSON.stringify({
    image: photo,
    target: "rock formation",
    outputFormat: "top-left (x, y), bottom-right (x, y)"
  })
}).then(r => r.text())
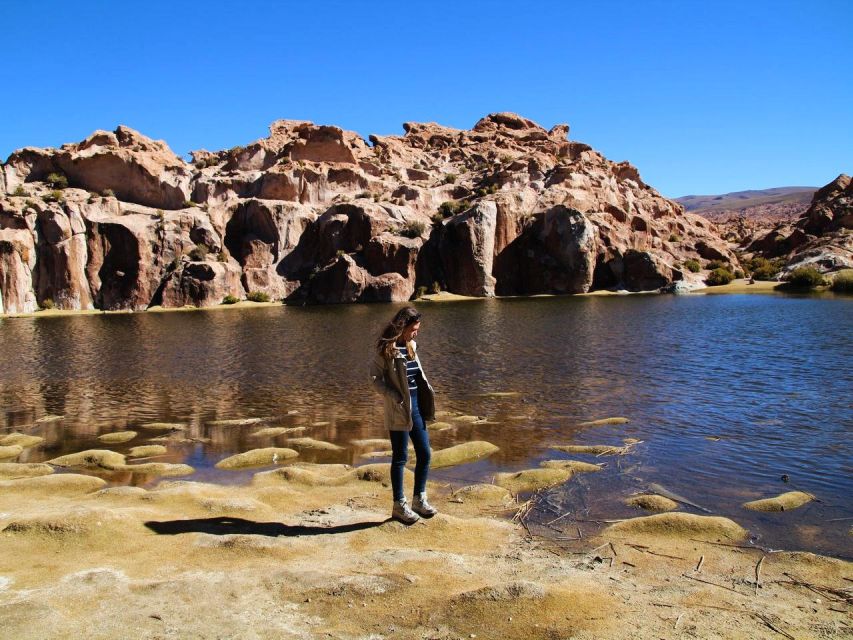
top-left (743, 174), bottom-right (852, 274)
top-left (1, 114), bottom-right (737, 313)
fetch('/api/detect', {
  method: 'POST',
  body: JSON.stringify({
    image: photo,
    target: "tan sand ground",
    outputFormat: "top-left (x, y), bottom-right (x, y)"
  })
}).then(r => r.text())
top-left (0, 467), bottom-right (849, 639)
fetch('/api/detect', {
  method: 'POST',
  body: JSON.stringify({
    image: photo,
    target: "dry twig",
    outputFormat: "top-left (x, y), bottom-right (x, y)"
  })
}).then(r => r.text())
top-left (681, 573), bottom-right (742, 595)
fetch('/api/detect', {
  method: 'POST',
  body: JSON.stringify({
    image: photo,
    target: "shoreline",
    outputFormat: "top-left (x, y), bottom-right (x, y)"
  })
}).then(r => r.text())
top-left (0, 466), bottom-right (848, 638)
top-left (2, 279), bottom-right (836, 320)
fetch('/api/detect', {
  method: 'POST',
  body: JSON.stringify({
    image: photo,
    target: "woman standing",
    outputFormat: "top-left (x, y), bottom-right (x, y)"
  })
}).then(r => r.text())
top-left (369, 306), bottom-right (438, 524)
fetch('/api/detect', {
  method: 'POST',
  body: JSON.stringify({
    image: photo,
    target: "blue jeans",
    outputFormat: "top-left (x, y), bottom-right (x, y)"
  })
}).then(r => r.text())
top-left (390, 388), bottom-right (431, 501)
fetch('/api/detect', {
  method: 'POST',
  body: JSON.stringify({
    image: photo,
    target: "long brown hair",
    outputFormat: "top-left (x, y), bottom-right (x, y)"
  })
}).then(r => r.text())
top-left (375, 306), bottom-right (422, 360)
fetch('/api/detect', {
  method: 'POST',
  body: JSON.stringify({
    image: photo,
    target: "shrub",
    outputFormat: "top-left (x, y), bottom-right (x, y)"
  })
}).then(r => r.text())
top-left (668, 233), bottom-right (681, 243)
top-left (706, 268), bottom-right (735, 286)
top-left (399, 220), bottom-right (426, 238)
top-left (187, 245), bottom-right (209, 261)
top-left (734, 269), bottom-right (745, 279)
top-left (429, 281), bottom-right (441, 294)
top-left (372, 194), bottom-right (381, 202)
top-left (785, 266), bottom-right (826, 288)
top-left (44, 190), bottom-right (65, 203)
top-left (217, 250), bottom-right (228, 262)
top-left (705, 260), bottom-right (728, 270)
top-left (336, 249), bottom-right (346, 258)
top-left (40, 298), bottom-right (55, 310)
top-left (247, 291), bottom-right (270, 303)
top-left (415, 286), bottom-right (428, 299)
top-left (355, 191), bottom-right (371, 199)
top-left (46, 173), bottom-right (68, 189)
top-left (752, 264), bottom-right (780, 281)
top-left (222, 294), bottom-right (239, 305)
top-left (442, 174), bottom-right (457, 185)
top-left (437, 200), bottom-right (467, 218)
top-left (13, 185), bottom-right (27, 197)
top-left (183, 200), bottom-right (198, 208)
top-left (101, 188), bottom-right (115, 198)
top-left (155, 209), bottom-right (165, 221)
top-left (830, 270), bottom-right (853, 293)
top-left (684, 259), bottom-right (701, 273)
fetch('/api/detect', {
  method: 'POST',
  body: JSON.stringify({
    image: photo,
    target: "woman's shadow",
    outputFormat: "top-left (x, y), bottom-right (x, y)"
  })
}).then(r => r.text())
top-left (145, 516), bottom-right (389, 537)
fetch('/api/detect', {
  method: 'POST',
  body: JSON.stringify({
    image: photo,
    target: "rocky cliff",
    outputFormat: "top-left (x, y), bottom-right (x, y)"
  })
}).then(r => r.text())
top-left (0, 113), bottom-right (736, 314)
top-left (742, 174), bottom-right (852, 274)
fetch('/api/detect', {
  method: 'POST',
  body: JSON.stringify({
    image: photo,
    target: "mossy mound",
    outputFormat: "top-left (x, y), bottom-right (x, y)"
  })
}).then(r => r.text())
top-left (0, 433), bottom-right (44, 448)
top-left (97, 431), bottom-right (138, 444)
top-left (253, 465), bottom-right (353, 487)
top-left (250, 426), bottom-right (306, 438)
top-left (207, 417), bottom-right (267, 427)
top-left (2, 506), bottom-right (131, 538)
top-left (127, 445), bottom-right (168, 458)
top-left (355, 463), bottom-right (414, 484)
top-left (494, 468), bottom-right (572, 494)
top-left (0, 445), bottom-right (24, 459)
top-left (743, 491), bottom-right (814, 512)
top-left (452, 415), bottom-right (481, 423)
top-left (625, 494), bottom-right (679, 512)
top-left (607, 513), bottom-right (748, 542)
top-left (551, 444), bottom-right (625, 456)
top-left (577, 417), bottom-right (630, 426)
top-left (0, 462), bottom-right (54, 478)
top-left (140, 422), bottom-right (187, 431)
top-left (430, 441), bottom-right (499, 468)
top-left (427, 421), bottom-right (454, 431)
top-left (350, 439), bottom-right (391, 448)
top-left (434, 410), bottom-right (459, 419)
top-left (119, 462), bottom-right (194, 477)
top-left (215, 448), bottom-right (299, 470)
top-left (48, 449), bottom-right (126, 470)
top-left (285, 438), bottom-right (345, 451)
top-left (451, 484), bottom-right (513, 504)
top-left (540, 459), bottom-right (602, 473)
top-left (0, 473), bottom-right (107, 496)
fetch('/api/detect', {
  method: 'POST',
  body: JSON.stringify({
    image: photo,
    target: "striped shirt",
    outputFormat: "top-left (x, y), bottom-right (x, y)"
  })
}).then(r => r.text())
top-left (396, 344), bottom-right (421, 391)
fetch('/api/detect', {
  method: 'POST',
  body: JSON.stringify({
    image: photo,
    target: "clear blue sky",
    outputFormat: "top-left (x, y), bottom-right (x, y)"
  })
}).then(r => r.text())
top-left (2, 0), bottom-right (850, 197)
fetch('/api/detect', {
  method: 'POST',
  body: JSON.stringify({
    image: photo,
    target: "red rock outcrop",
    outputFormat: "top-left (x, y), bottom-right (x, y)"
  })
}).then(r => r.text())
top-left (1, 113), bottom-right (741, 312)
top-left (744, 175), bottom-right (852, 274)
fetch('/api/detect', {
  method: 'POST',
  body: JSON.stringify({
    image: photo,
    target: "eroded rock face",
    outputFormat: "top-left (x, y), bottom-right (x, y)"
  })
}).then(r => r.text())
top-left (1, 113), bottom-right (739, 311)
top-left (743, 174), bottom-right (853, 274)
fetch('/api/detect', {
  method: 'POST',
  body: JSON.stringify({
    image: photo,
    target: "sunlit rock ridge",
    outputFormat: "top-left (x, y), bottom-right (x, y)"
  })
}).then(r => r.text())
top-left (0, 113), bottom-right (737, 313)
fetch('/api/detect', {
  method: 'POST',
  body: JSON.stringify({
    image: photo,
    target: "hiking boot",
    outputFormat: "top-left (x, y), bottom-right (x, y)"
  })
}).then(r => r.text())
top-left (412, 492), bottom-right (438, 517)
top-left (392, 497), bottom-right (420, 525)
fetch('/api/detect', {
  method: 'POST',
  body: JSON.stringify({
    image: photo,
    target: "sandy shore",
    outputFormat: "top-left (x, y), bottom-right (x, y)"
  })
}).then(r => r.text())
top-left (0, 466), bottom-right (849, 639)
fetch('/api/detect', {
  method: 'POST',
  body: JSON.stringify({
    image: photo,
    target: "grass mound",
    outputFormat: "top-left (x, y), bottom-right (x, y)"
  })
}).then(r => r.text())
top-left (607, 513), bottom-right (748, 542)
top-left (119, 463), bottom-right (195, 477)
top-left (140, 422), bottom-right (187, 431)
top-left (494, 468), bottom-right (572, 493)
top-left (451, 484), bottom-right (513, 504)
top-left (577, 417), bottom-right (629, 426)
top-left (625, 494), bottom-right (678, 512)
top-left (0, 445), bottom-right (24, 459)
top-left (286, 438), bottom-right (345, 451)
top-left (0, 433), bottom-right (44, 448)
top-left (0, 462), bottom-right (54, 478)
top-left (48, 449), bottom-right (126, 470)
top-left (430, 441), bottom-right (499, 468)
top-left (540, 459), bottom-right (602, 473)
top-left (0, 473), bottom-right (107, 496)
top-left (127, 445), bottom-right (168, 458)
top-left (743, 491), bottom-right (814, 512)
top-left (97, 431), bottom-right (138, 444)
top-left (551, 444), bottom-right (625, 456)
top-left (250, 426), bottom-right (306, 438)
top-left (215, 448), bottom-right (299, 470)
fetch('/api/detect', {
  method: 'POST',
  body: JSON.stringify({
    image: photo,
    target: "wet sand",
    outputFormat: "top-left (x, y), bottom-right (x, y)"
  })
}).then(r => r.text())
top-left (0, 466), bottom-right (849, 639)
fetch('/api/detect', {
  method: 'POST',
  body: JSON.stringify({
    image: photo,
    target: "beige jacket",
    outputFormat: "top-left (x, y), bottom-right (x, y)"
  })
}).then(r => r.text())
top-left (369, 340), bottom-right (436, 431)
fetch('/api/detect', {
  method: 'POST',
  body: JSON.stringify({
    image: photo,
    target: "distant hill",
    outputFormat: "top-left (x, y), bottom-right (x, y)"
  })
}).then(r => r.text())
top-left (676, 187), bottom-right (816, 223)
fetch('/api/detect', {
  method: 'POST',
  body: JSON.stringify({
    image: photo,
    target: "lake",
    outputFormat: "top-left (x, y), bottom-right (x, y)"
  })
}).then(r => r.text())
top-left (1, 292), bottom-right (851, 558)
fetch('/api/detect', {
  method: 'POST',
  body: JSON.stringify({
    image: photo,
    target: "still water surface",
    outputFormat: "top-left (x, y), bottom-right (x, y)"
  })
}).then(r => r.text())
top-left (1, 294), bottom-right (851, 557)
